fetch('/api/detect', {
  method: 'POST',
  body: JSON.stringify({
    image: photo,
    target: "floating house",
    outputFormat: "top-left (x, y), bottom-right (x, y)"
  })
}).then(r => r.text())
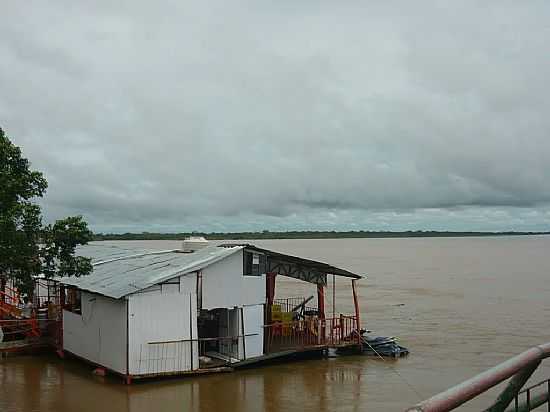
top-left (50, 242), bottom-right (363, 383)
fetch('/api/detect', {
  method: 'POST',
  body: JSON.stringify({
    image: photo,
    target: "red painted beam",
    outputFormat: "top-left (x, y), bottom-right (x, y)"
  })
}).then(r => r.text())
top-left (317, 285), bottom-right (325, 319)
top-left (351, 279), bottom-right (360, 335)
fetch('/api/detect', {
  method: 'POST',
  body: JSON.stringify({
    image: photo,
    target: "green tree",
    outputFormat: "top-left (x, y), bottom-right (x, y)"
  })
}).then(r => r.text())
top-left (0, 127), bottom-right (92, 295)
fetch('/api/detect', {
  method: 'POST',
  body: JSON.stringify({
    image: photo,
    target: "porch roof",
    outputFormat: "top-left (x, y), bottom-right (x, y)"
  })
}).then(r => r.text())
top-left (223, 243), bottom-right (363, 286)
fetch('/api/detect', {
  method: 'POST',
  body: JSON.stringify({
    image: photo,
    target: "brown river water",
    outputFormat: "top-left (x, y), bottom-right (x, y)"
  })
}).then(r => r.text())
top-left (2, 237), bottom-right (550, 411)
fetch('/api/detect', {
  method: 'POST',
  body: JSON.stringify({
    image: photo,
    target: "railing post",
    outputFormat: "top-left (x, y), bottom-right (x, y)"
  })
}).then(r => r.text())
top-left (504, 389), bottom-right (550, 412)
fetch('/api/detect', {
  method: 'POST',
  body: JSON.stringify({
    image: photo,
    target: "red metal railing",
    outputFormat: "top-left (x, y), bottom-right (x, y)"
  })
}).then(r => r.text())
top-left (326, 315), bottom-right (360, 346)
top-left (406, 342), bottom-right (550, 412)
top-left (0, 282), bottom-right (52, 340)
top-left (0, 285), bottom-right (22, 318)
top-left (264, 315), bottom-right (360, 353)
top-left (265, 318), bottom-right (323, 352)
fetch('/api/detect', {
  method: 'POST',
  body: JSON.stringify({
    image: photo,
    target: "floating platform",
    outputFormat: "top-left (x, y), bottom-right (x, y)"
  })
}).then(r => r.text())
top-left (0, 338), bottom-right (50, 356)
top-left (234, 345), bottom-right (330, 369)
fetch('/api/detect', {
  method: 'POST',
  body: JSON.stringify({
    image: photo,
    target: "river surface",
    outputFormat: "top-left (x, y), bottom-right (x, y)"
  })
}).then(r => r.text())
top-left (2, 237), bottom-right (550, 411)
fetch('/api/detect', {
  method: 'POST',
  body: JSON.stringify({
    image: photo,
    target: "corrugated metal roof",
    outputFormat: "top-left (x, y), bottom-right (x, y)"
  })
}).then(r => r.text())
top-left (76, 242), bottom-right (158, 264)
top-left (58, 245), bottom-right (244, 299)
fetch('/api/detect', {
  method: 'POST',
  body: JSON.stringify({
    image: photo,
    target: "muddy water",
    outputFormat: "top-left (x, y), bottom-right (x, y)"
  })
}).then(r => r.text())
top-left (2, 237), bottom-right (550, 412)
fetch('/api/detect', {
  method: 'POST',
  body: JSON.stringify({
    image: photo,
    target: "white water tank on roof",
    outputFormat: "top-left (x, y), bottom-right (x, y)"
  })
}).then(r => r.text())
top-left (182, 236), bottom-right (209, 253)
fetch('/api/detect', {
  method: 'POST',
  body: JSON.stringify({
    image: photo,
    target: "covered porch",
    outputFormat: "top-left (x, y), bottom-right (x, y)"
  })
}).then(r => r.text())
top-left (238, 245), bottom-right (364, 355)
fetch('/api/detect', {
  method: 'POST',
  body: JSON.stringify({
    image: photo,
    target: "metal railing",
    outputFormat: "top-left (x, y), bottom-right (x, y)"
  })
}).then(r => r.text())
top-left (406, 342), bottom-right (550, 412)
top-left (198, 335), bottom-right (242, 362)
top-left (509, 379), bottom-right (550, 412)
top-left (0, 285), bottom-right (22, 318)
top-left (265, 318), bottom-right (323, 352)
top-left (264, 315), bottom-right (360, 353)
top-left (273, 296), bottom-right (318, 315)
top-left (138, 334), bottom-right (260, 375)
top-left (326, 315), bottom-right (360, 346)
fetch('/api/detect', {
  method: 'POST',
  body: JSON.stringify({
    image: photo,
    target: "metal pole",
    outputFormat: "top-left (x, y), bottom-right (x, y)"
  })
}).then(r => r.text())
top-left (189, 293), bottom-right (194, 370)
top-left (240, 307), bottom-right (246, 360)
top-left (317, 284), bottom-right (325, 344)
top-left (352, 280), bottom-right (361, 340)
top-left (0, 276), bottom-right (5, 321)
top-left (317, 284), bottom-right (325, 319)
top-left (57, 285), bottom-right (65, 356)
top-left (332, 274), bottom-right (336, 320)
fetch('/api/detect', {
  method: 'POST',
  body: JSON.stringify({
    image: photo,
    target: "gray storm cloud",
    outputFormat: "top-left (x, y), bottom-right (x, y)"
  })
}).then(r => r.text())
top-left (1, 1), bottom-right (550, 232)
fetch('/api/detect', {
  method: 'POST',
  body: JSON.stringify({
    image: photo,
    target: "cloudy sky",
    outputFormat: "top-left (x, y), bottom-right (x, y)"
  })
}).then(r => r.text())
top-left (2, 1), bottom-right (550, 233)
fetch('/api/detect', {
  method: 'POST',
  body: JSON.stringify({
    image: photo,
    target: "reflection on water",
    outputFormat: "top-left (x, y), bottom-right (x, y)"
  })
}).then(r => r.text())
top-left (1, 353), bottom-right (368, 412)
top-left (2, 237), bottom-right (550, 411)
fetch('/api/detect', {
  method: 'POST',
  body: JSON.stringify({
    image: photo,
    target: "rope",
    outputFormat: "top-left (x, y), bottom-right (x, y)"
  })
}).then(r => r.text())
top-left (362, 338), bottom-right (426, 402)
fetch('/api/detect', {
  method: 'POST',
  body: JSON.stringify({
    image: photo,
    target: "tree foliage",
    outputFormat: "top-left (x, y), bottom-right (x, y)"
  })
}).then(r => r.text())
top-left (42, 216), bottom-right (93, 279)
top-left (0, 127), bottom-right (92, 294)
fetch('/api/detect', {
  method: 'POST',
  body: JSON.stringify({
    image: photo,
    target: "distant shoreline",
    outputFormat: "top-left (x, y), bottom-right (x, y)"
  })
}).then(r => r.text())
top-left (92, 230), bottom-right (550, 241)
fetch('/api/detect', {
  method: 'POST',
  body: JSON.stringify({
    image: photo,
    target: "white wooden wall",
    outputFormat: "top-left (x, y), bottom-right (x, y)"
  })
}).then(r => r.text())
top-left (127, 289), bottom-right (198, 375)
top-left (63, 292), bottom-right (127, 374)
top-left (201, 250), bottom-right (265, 309)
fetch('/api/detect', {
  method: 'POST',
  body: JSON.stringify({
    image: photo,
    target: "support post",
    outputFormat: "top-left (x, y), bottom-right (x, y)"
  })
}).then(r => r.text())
top-left (196, 271), bottom-right (203, 311)
top-left (317, 283), bottom-right (325, 345)
top-left (189, 293), bottom-right (194, 370)
top-left (352, 280), bottom-right (361, 344)
top-left (0, 276), bottom-right (5, 320)
top-left (317, 284), bottom-right (325, 319)
top-left (332, 274), bottom-right (336, 320)
top-left (266, 273), bottom-right (276, 321)
top-left (264, 272), bottom-right (276, 354)
top-left (57, 285), bottom-right (65, 356)
top-left (240, 307), bottom-right (246, 360)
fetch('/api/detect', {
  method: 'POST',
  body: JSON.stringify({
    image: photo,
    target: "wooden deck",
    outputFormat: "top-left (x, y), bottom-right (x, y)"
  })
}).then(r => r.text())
top-left (0, 338), bottom-right (50, 356)
top-left (234, 346), bottom-right (327, 368)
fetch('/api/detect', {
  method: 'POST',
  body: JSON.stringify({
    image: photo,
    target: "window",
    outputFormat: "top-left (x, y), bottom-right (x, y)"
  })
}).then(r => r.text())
top-left (243, 251), bottom-right (266, 276)
top-left (65, 287), bottom-right (82, 315)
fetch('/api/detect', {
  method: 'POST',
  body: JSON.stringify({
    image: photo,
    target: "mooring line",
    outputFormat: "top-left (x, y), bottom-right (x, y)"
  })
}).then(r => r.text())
top-left (362, 339), bottom-right (426, 402)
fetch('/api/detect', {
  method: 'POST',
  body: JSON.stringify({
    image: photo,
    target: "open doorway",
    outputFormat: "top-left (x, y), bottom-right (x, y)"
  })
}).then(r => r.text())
top-left (197, 308), bottom-right (241, 367)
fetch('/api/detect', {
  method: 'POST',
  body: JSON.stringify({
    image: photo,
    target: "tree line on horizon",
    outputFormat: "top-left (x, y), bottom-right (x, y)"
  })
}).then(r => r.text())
top-left (92, 229), bottom-right (550, 241)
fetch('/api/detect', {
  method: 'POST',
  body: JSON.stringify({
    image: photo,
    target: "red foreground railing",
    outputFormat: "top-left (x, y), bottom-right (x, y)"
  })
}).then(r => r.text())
top-left (406, 342), bottom-right (550, 412)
